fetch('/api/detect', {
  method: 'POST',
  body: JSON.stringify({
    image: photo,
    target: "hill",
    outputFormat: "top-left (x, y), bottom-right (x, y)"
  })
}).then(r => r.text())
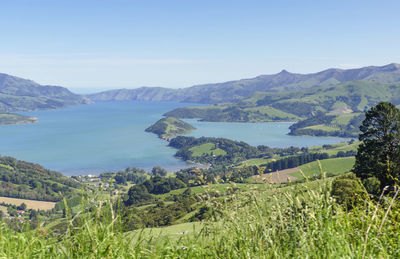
top-left (0, 155), bottom-right (81, 201)
top-left (165, 80), bottom-right (400, 136)
top-left (145, 117), bottom-right (195, 139)
top-left (167, 80), bottom-right (400, 120)
top-left (0, 73), bottom-right (91, 112)
top-left (87, 63), bottom-right (400, 104)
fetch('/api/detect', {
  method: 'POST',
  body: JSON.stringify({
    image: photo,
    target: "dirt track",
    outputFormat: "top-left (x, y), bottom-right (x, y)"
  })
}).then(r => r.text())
top-left (253, 168), bottom-right (300, 184)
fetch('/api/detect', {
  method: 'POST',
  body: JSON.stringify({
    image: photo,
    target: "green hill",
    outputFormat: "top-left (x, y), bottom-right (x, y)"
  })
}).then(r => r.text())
top-left (165, 80), bottom-right (400, 136)
top-left (0, 156), bottom-right (81, 201)
top-left (166, 81), bottom-right (400, 120)
top-left (145, 117), bottom-right (195, 139)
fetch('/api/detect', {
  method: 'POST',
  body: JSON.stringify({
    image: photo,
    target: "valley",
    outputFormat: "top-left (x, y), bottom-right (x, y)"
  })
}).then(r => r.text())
top-left (0, 64), bottom-right (399, 258)
top-left (2, 0), bottom-right (400, 257)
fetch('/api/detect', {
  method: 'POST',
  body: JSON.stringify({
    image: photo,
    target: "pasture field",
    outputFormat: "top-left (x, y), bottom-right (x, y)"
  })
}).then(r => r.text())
top-left (239, 157), bottom-right (274, 166)
top-left (189, 143), bottom-right (227, 157)
top-left (0, 197), bottom-right (56, 211)
top-left (244, 105), bottom-right (300, 120)
top-left (303, 124), bottom-right (340, 132)
top-left (309, 141), bottom-right (359, 156)
top-left (292, 157), bottom-right (355, 179)
top-left (129, 222), bottom-right (204, 240)
top-left (331, 113), bottom-right (360, 125)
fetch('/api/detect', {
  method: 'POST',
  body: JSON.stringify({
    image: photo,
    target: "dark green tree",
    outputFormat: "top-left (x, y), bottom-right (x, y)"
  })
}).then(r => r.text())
top-left (125, 185), bottom-right (154, 206)
top-left (354, 102), bottom-right (400, 189)
top-left (18, 203), bottom-right (27, 211)
top-left (151, 166), bottom-right (168, 177)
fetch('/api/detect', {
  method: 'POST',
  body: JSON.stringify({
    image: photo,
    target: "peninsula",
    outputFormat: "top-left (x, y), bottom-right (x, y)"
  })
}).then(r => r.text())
top-left (145, 117), bottom-right (195, 140)
top-left (0, 113), bottom-right (38, 125)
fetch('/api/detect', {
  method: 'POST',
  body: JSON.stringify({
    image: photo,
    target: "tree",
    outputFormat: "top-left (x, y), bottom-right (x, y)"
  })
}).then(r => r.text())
top-left (354, 102), bottom-right (400, 189)
top-left (125, 185), bottom-right (153, 206)
top-left (151, 166), bottom-right (167, 177)
top-left (18, 203), bottom-right (27, 211)
top-left (30, 209), bottom-right (38, 220)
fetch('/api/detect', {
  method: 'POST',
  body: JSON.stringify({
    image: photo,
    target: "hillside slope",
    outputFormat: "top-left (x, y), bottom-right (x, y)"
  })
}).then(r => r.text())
top-left (0, 73), bottom-right (91, 112)
top-left (145, 117), bottom-right (195, 139)
top-left (87, 63), bottom-right (400, 104)
top-left (165, 81), bottom-right (398, 129)
top-left (0, 156), bottom-right (80, 201)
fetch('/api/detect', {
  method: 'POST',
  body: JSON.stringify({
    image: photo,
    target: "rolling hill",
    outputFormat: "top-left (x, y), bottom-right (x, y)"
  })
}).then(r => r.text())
top-left (165, 80), bottom-right (400, 136)
top-left (166, 80), bottom-right (400, 118)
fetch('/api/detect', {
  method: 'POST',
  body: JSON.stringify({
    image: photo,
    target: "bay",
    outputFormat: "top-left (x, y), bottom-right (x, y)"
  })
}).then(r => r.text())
top-left (0, 101), bottom-right (195, 175)
top-left (0, 101), bottom-right (350, 175)
top-left (184, 119), bottom-right (350, 147)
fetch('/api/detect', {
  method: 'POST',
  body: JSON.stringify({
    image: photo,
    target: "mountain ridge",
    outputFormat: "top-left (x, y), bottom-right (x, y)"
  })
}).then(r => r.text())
top-left (86, 63), bottom-right (400, 104)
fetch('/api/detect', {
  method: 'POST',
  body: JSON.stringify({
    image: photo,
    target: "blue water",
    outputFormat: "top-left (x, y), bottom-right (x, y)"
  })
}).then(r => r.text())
top-left (0, 101), bottom-right (349, 175)
top-left (184, 120), bottom-right (350, 147)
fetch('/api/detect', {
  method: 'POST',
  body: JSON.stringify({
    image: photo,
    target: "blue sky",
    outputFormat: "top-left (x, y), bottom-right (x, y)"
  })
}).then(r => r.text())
top-left (0, 0), bottom-right (399, 91)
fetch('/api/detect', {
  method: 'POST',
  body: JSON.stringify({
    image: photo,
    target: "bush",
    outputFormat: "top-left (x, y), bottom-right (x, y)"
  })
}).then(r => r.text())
top-left (331, 173), bottom-right (368, 209)
top-left (363, 177), bottom-right (381, 196)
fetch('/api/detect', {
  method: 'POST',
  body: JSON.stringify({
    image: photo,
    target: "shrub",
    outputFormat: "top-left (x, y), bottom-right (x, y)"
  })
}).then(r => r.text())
top-left (363, 176), bottom-right (381, 196)
top-left (331, 173), bottom-right (368, 209)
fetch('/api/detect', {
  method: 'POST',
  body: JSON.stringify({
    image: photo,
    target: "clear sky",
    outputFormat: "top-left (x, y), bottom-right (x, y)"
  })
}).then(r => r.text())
top-left (0, 0), bottom-right (399, 91)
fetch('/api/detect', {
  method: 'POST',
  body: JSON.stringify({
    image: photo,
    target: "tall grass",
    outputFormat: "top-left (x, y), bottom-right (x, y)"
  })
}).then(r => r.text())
top-left (0, 174), bottom-right (399, 258)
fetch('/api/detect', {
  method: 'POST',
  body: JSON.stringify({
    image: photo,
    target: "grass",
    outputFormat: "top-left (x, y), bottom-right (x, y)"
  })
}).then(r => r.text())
top-left (291, 157), bottom-right (355, 179)
top-left (309, 141), bottom-right (360, 156)
top-left (243, 105), bottom-right (300, 121)
top-left (129, 222), bottom-right (203, 240)
top-left (331, 113), bottom-right (360, 125)
top-left (0, 205), bottom-right (7, 216)
top-left (303, 124), bottom-right (340, 132)
top-left (239, 157), bottom-right (274, 166)
top-left (189, 143), bottom-right (227, 157)
top-left (1, 173), bottom-right (399, 258)
top-left (0, 197), bottom-right (56, 211)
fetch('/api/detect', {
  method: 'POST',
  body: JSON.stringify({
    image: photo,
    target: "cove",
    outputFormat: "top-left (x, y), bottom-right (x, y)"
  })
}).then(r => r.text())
top-left (0, 101), bottom-right (349, 175)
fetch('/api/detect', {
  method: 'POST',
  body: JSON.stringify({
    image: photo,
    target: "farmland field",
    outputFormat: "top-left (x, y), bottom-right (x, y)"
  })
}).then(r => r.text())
top-left (189, 143), bottom-right (227, 157)
top-left (0, 197), bottom-right (56, 211)
top-left (292, 157), bottom-right (355, 179)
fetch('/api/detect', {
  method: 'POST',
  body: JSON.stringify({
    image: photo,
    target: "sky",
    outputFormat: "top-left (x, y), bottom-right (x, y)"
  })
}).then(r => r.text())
top-left (0, 0), bottom-right (399, 92)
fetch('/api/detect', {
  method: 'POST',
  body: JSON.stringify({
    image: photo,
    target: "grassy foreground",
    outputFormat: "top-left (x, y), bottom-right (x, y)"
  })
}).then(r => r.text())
top-left (1, 173), bottom-right (399, 258)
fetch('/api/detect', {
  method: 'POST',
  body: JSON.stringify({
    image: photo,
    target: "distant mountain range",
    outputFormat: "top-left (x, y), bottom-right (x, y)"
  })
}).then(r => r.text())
top-left (0, 73), bottom-right (91, 112)
top-left (87, 63), bottom-right (400, 104)
top-left (2, 62), bottom-right (400, 131)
